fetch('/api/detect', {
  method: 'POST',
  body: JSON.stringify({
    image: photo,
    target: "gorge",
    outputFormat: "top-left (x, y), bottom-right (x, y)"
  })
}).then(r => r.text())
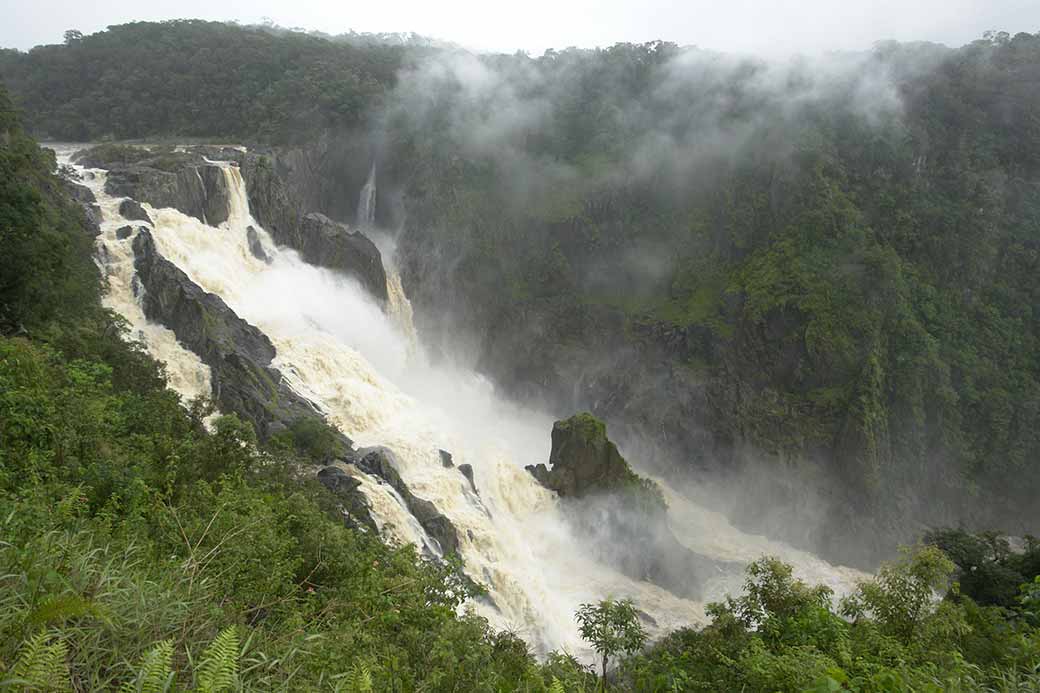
top-left (56, 142), bottom-right (867, 657)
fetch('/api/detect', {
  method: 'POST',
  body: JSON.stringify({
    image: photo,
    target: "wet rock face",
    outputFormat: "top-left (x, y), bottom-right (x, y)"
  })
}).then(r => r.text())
top-left (119, 199), bottom-right (153, 225)
top-left (131, 229), bottom-right (346, 445)
top-left (245, 226), bottom-right (270, 263)
top-left (354, 447), bottom-right (461, 557)
top-left (317, 466), bottom-right (377, 532)
top-left (457, 463), bottom-right (477, 494)
top-left (239, 154), bottom-right (389, 305)
top-left (60, 179), bottom-right (102, 236)
top-left (75, 145), bottom-right (234, 226)
top-left (293, 213), bottom-right (389, 303)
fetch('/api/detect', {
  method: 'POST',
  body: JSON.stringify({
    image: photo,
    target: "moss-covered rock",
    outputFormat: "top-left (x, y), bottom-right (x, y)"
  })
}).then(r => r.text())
top-left (528, 413), bottom-right (732, 597)
top-left (528, 413), bottom-right (665, 512)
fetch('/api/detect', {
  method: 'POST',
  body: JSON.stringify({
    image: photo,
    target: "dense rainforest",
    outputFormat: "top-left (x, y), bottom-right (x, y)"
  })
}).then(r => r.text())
top-left (2, 20), bottom-right (1040, 691)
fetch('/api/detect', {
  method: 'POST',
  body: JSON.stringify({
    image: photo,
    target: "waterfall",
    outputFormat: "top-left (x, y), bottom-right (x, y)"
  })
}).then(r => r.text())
top-left (56, 148), bottom-right (212, 406)
top-left (357, 161), bottom-right (377, 227)
top-left (62, 146), bottom-right (869, 661)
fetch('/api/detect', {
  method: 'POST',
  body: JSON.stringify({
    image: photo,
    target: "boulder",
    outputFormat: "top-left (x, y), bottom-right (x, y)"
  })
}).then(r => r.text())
top-left (355, 447), bottom-right (461, 556)
top-left (457, 463), bottom-right (477, 494)
top-left (132, 229), bottom-right (347, 446)
top-left (527, 413), bottom-right (646, 498)
top-left (119, 199), bottom-right (152, 225)
top-left (439, 449), bottom-right (454, 467)
top-left (115, 225), bottom-right (135, 240)
top-left (317, 466), bottom-right (377, 531)
top-left (246, 226), bottom-right (270, 263)
top-left (296, 213), bottom-right (388, 303)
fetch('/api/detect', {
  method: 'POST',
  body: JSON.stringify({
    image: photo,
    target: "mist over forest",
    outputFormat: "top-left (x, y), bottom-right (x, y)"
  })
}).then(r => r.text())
top-left (1, 17), bottom-right (1039, 692)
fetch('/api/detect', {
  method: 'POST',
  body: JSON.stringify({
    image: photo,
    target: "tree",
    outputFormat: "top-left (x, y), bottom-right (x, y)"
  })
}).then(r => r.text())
top-left (63, 29), bottom-right (83, 44)
top-left (575, 598), bottom-right (647, 689)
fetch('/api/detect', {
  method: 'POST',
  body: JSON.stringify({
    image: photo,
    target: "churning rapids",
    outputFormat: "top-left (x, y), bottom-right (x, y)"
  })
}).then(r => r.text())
top-left (56, 145), bottom-right (868, 661)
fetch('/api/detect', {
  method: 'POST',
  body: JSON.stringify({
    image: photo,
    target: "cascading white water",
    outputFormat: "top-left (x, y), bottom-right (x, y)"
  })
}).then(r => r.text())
top-left (53, 148), bottom-right (213, 405)
top-left (58, 147), bottom-right (869, 660)
top-left (356, 161), bottom-right (377, 227)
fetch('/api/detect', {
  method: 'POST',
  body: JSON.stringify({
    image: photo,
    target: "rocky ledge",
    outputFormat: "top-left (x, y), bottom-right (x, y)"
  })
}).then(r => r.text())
top-left (354, 446), bottom-right (461, 557)
top-left (239, 155), bottom-right (389, 304)
top-left (75, 144), bottom-right (237, 226)
top-left (132, 229), bottom-right (341, 443)
top-left (75, 143), bottom-right (390, 305)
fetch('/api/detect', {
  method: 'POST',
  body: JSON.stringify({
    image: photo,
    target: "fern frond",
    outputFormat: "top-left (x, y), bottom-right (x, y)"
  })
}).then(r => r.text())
top-left (119, 640), bottom-right (174, 693)
top-left (9, 630), bottom-right (69, 691)
top-left (549, 676), bottom-right (566, 693)
top-left (196, 626), bottom-right (239, 693)
top-left (343, 661), bottom-right (373, 693)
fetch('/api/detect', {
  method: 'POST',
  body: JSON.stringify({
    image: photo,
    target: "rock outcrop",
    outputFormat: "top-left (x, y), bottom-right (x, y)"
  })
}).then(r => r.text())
top-left (355, 447), bottom-right (461, 556)
top-left (239, 154), bottom-right (389, 304)
top-left (245, 226), bottom-right (270, 263)
top-left (317, 465), bottom-right (377, 532)
top-left (60, 179), bottom-right (102, 236)
top-left (119, 199), bottom-right (153, 225)
top-left (526, 413), bottom-right (646, 498)
top-left (132, 229), bottom-right (344, 443)
top-left (528, 413), bottom-right (734, 598)
top-left (75, 144), bottom-right (234, 226)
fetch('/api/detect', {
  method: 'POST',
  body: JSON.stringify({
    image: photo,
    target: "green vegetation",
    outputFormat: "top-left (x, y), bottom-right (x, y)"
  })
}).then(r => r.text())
top-left (0, 20), bottom-right (416, 142)
top-left (622, 548), bottom-right (1040, 692)
top-left (383, 32), bottom-right (1040, 558)
top-left (575, 599), bottom-right (646, 689)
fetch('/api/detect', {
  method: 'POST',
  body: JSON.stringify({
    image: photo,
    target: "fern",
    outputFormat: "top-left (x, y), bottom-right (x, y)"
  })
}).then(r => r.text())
top-left (195, 627), bottom-right (239, 693)
top-left (549, 676), bottom-right (566, 693)
top-left (342, 662), bottom-right (373, 693)
top-left (120, 640), bottom-right (174, 693)
top-left (5, 630), bottom-right (69, 691)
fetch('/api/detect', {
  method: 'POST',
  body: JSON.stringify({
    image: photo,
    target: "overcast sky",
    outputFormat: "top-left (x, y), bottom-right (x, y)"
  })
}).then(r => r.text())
top-left (1, 0), bottom-right (1037, 56)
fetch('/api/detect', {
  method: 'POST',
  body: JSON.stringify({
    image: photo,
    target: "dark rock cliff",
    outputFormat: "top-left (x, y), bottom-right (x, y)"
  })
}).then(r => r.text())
top-left (75, 146), bottom-right (236, 226)
top-left (354, 446), bottom-right (461, 557)
top-left (239, 155), bottom-right (389, 304)
top-left (131, 229), bottom-right (336, 443)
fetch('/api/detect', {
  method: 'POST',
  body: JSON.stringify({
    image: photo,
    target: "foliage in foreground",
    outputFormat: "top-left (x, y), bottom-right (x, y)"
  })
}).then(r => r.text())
top-left (620, 549), bottom-right (1040, 692)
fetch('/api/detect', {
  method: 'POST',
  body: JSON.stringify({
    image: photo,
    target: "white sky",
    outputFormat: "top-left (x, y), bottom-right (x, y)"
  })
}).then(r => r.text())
top-left (1, 0), bottom-right (1037, 56)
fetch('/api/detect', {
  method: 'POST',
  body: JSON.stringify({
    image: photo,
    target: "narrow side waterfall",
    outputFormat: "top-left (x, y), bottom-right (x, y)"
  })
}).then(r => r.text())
top-left (61, 149), bottom-right (868, 661)
top-left (356, 161), bottom-right (377, 227)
